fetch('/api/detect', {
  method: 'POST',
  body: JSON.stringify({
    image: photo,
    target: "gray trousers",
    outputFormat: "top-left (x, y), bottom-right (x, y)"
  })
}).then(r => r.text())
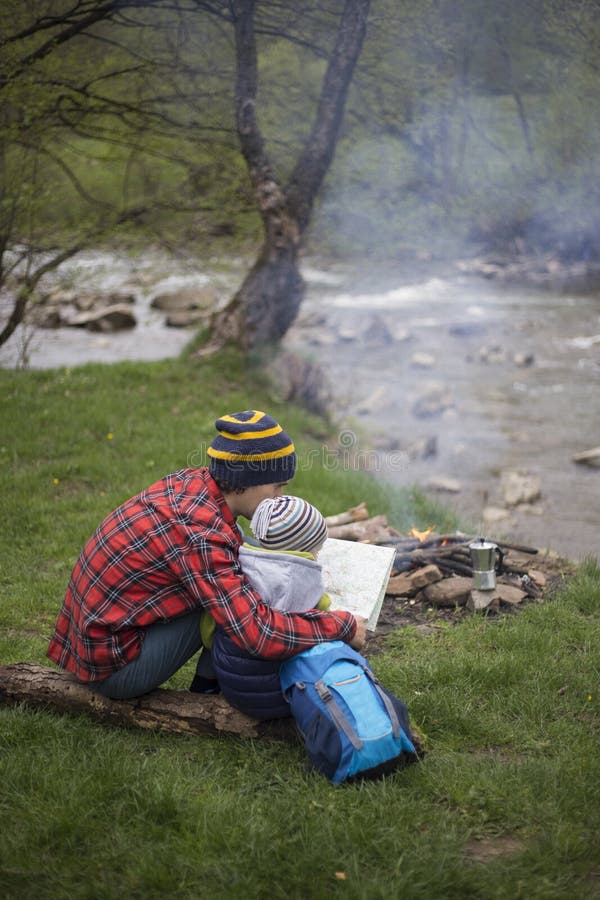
top-left (92, 610), bottom-right (204, 700)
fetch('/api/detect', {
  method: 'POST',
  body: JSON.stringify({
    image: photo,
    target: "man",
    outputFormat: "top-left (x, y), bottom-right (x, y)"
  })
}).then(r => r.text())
top-left (47, 409), bottom-right (366, 699)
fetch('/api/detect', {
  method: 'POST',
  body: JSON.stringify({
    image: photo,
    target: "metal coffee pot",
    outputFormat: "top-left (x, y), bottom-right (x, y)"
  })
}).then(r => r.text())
top-left (469, 538), bottom-right (504, 590)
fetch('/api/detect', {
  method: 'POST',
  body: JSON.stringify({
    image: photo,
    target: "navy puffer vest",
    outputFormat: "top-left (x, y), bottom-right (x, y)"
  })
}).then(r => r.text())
top-left (211, 628), bottom-right (291, 721)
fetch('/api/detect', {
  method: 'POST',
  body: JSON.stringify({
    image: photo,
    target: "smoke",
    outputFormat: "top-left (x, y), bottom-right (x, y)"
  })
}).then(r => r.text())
top-left (312, 15), bottom-right (600, 264)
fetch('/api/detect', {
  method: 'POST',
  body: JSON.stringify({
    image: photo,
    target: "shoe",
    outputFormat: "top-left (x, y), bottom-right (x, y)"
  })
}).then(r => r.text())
top-left (189, 675), bottom-right (221, 694)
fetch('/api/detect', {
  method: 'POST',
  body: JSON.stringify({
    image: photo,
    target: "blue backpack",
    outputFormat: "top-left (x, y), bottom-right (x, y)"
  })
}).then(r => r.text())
top-left (279, 641), bottom-right (418, 784)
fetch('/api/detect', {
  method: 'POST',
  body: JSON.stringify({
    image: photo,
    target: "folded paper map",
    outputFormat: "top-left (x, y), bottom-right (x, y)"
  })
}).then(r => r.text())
top-left (318, 538), bottom-right (395, 631)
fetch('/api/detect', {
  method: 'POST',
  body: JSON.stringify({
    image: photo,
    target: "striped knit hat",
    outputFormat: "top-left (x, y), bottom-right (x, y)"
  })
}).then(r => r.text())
top-left (250, 496), bottom-right (328, 554)
top-left (207, 410), bottom-right (296, 488)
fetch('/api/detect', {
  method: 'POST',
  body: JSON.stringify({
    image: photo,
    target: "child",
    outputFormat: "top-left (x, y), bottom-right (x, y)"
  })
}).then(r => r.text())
top-left (192, 495), bottom-right (330, 718)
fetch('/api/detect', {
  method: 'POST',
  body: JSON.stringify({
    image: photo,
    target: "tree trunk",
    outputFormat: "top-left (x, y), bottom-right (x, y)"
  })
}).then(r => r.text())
top-left (0, 663), bottom-right (296, 743)
top-left (204, 0), bottom-right (370, 353)
top-left (0, 285), bottom-right (31, 348)
top-left (207, 239), bottom-right (304, 353)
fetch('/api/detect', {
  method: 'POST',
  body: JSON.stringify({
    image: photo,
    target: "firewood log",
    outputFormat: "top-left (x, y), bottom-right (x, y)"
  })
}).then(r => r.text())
top-left (0, 663), bottom-right (295, 743)
top-left (0, 663), bottom-right (427, 757)
top-left (324, 502), bottom-right (369, 527)
top-left (327, 515), bottom-right (389, 541)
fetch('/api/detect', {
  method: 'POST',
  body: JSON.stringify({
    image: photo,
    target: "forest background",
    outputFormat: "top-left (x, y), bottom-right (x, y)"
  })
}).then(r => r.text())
top-left (2, 0), bottom-right (600, 353)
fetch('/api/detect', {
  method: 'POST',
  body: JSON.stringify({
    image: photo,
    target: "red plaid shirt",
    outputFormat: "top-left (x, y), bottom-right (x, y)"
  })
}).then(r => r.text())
top-left (47, 468), bottom-right (356, 682)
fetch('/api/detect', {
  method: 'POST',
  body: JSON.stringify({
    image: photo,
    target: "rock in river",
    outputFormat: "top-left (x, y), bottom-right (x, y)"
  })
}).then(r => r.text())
top-left (572, 446), bottom-right (600, 468)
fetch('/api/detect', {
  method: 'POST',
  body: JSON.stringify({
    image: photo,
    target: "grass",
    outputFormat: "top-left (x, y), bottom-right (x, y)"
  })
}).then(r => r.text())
top-left (0, 354), bottom-right (599, 899)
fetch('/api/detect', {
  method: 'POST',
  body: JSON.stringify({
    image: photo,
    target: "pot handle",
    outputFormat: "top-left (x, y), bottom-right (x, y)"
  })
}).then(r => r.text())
top-left (495, 546), bottom-right (505, 574)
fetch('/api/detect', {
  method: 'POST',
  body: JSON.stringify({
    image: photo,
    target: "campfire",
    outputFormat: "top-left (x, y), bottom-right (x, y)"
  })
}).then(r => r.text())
top-left (408, 525), bottom-right (436, 542)
top-left (325, 502), bottom-right (567, 616)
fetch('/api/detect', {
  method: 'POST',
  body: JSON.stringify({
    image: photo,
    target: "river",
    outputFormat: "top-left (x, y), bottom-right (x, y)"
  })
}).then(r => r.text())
top-left (1, 250), bottom-right (598, 561)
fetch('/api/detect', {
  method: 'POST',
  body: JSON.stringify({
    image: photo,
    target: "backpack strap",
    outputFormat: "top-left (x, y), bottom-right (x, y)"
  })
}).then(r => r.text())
top-left (363, 669), bottom-right (401, 738)
top-left (315, 680), bottom-right (364, 751)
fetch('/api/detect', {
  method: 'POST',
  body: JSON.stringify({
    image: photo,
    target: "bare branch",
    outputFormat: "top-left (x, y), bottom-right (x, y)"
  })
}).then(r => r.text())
top-left (286, 0), bottom-right (371, 232)
top-left (0, 206), bottom-right (147, 348)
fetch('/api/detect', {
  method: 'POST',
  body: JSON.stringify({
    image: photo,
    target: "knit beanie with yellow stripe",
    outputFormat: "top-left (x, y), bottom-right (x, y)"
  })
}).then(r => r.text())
top-left (207, 410), bottom-right (297, 488)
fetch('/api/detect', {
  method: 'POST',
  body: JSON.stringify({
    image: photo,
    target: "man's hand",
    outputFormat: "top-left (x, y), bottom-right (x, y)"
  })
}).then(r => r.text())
top-left (349, 615), bottom-right (368, 651)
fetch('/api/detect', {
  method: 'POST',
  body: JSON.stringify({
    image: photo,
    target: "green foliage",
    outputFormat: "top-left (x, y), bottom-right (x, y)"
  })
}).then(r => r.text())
top-left (1, 0), bottom-right (600, 343)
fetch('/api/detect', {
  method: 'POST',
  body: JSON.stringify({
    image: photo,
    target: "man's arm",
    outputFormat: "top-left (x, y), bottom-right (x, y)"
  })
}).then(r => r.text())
top-left (175, 535), bottom-right (359, 658)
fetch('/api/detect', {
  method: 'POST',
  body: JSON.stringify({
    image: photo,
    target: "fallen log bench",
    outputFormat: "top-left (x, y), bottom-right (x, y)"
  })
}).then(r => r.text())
top-left (0, 663), bottom-right (296, 743)
top-left (0, 663), bottom-right (428, 759)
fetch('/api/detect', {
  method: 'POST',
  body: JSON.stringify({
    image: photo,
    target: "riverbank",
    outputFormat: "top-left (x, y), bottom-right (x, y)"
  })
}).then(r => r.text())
top-left (1, 247), bottom-right (598, 561)
top-left (286, 261), bottom-right (600, 563)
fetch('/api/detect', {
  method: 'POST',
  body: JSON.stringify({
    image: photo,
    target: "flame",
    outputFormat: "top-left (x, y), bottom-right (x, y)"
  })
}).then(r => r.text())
top-left (409, 525), bottom-right (436, 542)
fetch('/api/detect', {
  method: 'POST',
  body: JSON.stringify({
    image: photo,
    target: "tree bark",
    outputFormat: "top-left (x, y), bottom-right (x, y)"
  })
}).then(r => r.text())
top-left (205, 0), bottom-right (370, 353)
top-left (0, 663), bottom-right (296, 743)
top-left (0, 285), bottom-right (31, 347)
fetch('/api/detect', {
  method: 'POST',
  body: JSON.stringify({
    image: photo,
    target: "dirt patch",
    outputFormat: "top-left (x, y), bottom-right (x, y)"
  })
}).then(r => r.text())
top-left (464, 834), bottom-right (525, 863)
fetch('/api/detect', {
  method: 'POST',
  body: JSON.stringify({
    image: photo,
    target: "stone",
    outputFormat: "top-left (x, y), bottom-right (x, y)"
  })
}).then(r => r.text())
top-left (501, 471), bottom-right (542, 506)
top-left (306, 329), bottom-right (337, 346)
top-left (572, 447), bottom-right (600, 468)
top-left (32, 306), bottom-right (62, 328)
top-left (386, 565), bottom-right (444, 597)
top-left (495, 583), bottom-right (527, 606)
top-left (406, 436), bottom-right (438, 460)
top-left (337, 326), bottom-right (359, 342)
top-left (527, 570), bottom-right (547, 588)
top-left (372, 435), bottom-right (401, 452)
top-left (482, 506), bottom-right (511, 524)
top-left (391, 325), bottom-right (412, 342)
top-left (43, 288), bottom-right (76, 306)
top-left (449, 322), bottom-right (487, 337)
top-left (364, 313), bottom-right (394, 345)
top-left (407, 565), bottom-right (444, 590)
top-left (64, 304), bottom-right (137, 332)
top-left (356, 385), bottom-right (389, 414)
top-left (477, 344), bottom-right (507, 364)
top-left (513, 351), bottom-right (535, 367)
top-left (412, 384), bottom-right (454, 418)
top-left (518, 503), bottom-right (545, 515)
top-left (410, 352), bottom-right (436, 368)
top-left (385, 572), bottom-right (414, 597)
top-left (267, 351), bottom-right (332, 417)
top-left (425, 476), bottom-right (462, 493)
top-left (150, 287), bottom-right (217, 312)
top-left (74, 291), bottom-right (135, 312)
top-left (422, 576), bottom-right (472, 607)
top-left (108, 292), bottom-right (136, 305)
top-left (467, 589), bottom-right (500, 612)
top-left (74, 293), bottom-right (100, 311)
top-left (297, 310), bottom-right (327, 328)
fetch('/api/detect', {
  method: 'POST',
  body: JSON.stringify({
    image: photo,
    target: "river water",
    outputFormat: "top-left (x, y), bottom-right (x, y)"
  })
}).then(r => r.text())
top-left (1, 250), bottom-right (598, 561)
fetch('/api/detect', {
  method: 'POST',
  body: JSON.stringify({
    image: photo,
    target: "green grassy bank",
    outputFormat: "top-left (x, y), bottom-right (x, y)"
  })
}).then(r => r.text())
top-left (1, 356), bottom-right (599, 899)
